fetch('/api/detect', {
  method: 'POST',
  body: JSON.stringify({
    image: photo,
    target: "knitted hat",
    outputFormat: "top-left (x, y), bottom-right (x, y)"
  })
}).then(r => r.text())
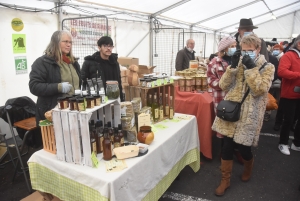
top-left (218, 36), bottom-right (236, 52)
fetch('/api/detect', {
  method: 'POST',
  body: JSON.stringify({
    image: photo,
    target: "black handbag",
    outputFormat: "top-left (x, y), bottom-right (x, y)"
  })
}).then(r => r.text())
top-left (216, 62), bottom-right (268, 122)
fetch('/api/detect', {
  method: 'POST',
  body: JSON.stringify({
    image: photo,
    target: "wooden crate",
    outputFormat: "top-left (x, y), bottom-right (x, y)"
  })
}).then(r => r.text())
top-left (40, 124), bottom-right (56, 154)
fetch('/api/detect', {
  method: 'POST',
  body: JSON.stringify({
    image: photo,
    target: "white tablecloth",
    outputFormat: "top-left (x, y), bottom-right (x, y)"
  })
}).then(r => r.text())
top-left (28, 114), bottom-right (200, 201)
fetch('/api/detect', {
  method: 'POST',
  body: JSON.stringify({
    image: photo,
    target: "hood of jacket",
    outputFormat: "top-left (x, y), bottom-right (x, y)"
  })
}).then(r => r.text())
top-left (84, 51), bottom-right (118, 64)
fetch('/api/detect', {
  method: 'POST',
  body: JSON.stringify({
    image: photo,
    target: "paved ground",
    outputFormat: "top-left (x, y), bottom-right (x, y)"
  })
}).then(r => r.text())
top-left (1, 110), bottom-right (300, 201)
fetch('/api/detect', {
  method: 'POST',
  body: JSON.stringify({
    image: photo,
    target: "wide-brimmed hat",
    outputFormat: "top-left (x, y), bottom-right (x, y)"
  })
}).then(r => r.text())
top-left (236, 18), bottom-right (258, 29)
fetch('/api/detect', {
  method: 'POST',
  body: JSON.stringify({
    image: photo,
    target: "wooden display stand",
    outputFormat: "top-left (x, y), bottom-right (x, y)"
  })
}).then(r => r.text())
top-left (40, 125), bottom-right (56, 154)
top-left (52, 99), bottom-right (121, 167)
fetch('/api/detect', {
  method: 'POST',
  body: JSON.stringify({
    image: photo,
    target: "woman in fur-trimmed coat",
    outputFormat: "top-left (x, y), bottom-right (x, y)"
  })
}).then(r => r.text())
top-left (213, 34), bottom-right (274, 196)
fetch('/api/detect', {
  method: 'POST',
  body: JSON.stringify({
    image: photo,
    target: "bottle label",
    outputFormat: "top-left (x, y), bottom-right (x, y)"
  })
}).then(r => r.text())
top-left (170, 109), bottom-right (174, 119)
top-left (91, 100), bottom-right (95, 108)
top-left (63, 100), bottom-right (68, 109)
top-left (110, 136), bottom-right (114, 144)
top-left (78, 102), bottom-right (85, 111)
top-left (120, 137), bottom-right (124, 145)
top-left (99, 137), bottom-right (104, 152)
top-left (159, 109), bottom-right (164, 120)
top-left (92, 142), bottom-right (97, 155)
top-left (165, 106), bottom-right (169, 116)
top-left (74, 103), bottom-right (78, 110)
top-left (154, 108), bottom-right (159, 118)
top-left (96, 98), bottom-right (101, 106)
top-left (114, 142), bottom-right (120, 148)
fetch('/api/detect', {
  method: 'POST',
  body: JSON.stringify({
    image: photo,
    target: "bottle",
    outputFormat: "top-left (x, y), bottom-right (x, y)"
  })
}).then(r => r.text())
top-left (89, 121), bottom-right (97, 155)
top-left (95, 120), bottom-right (103, 153)
top-left (159, 93), bottom-right (164, 120)
top-left (165, 94), bottom-right (169, 118)
top-left (169, 96), bottom-right (174, 119)
top-left (147, 94), bottom-right (152, 107)
top-left (118, 124), bottom-right (124, 146)
top-left (107, 121), bottom-right (114, 145)
top-left (152, 93), bottom-right (159, 122)
top-left (102, 127), bottom-right (112, 160)
top-left (113, 127), bottom-right (121, 148)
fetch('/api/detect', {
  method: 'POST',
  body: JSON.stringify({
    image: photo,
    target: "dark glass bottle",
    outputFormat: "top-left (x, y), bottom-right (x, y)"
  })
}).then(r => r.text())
top-left (107, 121), bottom-right (114, 145)
top-left (102, 127), bottom-right (112, 161)
top-left (95, 120), bottom-right (103, 154)
top-left (118, 124), bottom-right (124, 146)
top-left (113, 127), bottom-right (121, 148)
top-left (89, 121), bottom-right (97, 155)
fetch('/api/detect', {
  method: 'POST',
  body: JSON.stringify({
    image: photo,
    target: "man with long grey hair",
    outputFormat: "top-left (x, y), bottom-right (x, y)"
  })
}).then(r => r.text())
top-left (175, 38), bottom-right (195, 71)
top-left (277, 34), bottom-right (300, 155)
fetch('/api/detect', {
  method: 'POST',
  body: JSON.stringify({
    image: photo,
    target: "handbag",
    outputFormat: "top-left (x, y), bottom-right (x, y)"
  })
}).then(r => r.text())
top-left (216, 62), bottom-right (268, 122)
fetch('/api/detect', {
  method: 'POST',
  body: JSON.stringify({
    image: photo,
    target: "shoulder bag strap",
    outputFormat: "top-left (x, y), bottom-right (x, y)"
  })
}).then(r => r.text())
top-left (240, 62), bottom-right (268, 104)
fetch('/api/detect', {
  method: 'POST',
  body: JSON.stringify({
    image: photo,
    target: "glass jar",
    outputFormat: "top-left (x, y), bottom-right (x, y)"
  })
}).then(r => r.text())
top-left (86, 96), bottom-right (95, 108)
top-left (146, 79), bottom-right (152, 88)
top-left (77, 98), bottom-right (86, 111)
top-left (151, 78), bottom-right (157, 87)
top-left (57, 97), bottom-right (68, 109)
top-left (140, 78), bottom-right (145, 87)
top-left (69, 97), bottom-right (77, 111)
top-left (106, 81), bottom-right (120, 100)
top-left (93, 95), bottom-right (101, 106)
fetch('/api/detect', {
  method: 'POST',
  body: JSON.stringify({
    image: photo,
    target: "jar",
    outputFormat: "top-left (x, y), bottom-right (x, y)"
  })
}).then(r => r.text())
top-left (86, 96), bottom-right (94, 108)
top-left (106, 81), bottom-right (120, 99)
top-left (195, 76), bottom-right (202, 86)
top-left (191, 85), bottom-right (196, 91)
top-left (191, 76), bottom-right (196, 86)
top-left (179, 86), bottom-right (185, 91)
top-left (57, 97), bottom-right (68, 109)
top-left (77, 98), bottom-right (85, 111)
top-left (93, 95), bottom-right (101, 106)
top-left (151, 78), bottom-right (157, 87)
top-left (140, 78), bottom-right (145, 87)
top-left (202, 76), bottom-right (208, 86)
top-left (146, 79), bottom-right (152, 88)
top-left (137, 126), bottom-right (154, 145)
top-left (179, 78), bottom-right (185, 87)
top-left (189, 60), bottom-right (198, 69)
top-left (99, 90), bottom-right (106, 103)
top-left (185, 77), bottom-right (192, 87)
top-left (174, 79), bottom-right (179, 87)
top-left (185, 86), bottom-right (191, 92)
top-left (69, 97), bottom-right (77, 111)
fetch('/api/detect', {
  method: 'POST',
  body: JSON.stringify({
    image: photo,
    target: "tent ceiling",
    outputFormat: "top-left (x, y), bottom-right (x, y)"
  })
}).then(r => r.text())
top-left (0, 0), bottom-right (299, 35)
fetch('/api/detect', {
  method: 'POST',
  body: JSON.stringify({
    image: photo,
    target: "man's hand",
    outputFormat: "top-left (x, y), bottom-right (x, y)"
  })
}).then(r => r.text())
top-left (242, 55), bottom-right (256, 69)
top-left (230, 50), bottom-right (241, 69)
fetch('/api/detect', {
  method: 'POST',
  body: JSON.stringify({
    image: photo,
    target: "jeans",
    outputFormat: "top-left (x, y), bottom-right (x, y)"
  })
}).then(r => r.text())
top-left (222, 136), bottom-right (253, 161)
top-left (279, 98), bottom-right (300, 146)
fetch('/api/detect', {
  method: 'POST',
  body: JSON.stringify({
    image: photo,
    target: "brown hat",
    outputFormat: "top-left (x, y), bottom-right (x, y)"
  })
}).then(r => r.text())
top-left (236, 18), bottom-right (258, 29)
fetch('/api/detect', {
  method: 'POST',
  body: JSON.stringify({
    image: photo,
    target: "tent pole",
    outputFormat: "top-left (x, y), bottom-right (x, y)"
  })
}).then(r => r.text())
top-left (58, 1), bottom-right (63, 30)
top-left (149, 18), bottom-right (153, 66)
top-left (291, 11), bottom-right (297, 40)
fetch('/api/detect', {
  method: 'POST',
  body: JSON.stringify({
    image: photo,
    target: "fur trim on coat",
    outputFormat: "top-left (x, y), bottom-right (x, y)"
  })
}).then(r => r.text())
top-left (212, 55), bottom-right (275, 146)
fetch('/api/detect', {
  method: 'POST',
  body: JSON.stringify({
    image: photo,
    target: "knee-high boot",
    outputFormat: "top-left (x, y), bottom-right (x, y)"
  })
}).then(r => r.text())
top-left (241, 157), bottom-right (254, 182)
top-left (215, 159), bottom-right (233, 196)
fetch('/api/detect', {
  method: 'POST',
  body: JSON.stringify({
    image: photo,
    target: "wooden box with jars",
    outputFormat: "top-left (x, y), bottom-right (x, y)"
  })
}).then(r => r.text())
top-left (52, 99), bottom-right (121, 167)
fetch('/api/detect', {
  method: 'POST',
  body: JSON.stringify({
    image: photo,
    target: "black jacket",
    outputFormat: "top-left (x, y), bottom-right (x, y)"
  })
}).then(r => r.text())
top-left (234, 32), bottom-right (269, 62)
top-left (29, 55), bottom-right (81, 125)
top-left (268, 52), bottom-right (279, 81)
top-left (81, 52), bottom-right (124, 101)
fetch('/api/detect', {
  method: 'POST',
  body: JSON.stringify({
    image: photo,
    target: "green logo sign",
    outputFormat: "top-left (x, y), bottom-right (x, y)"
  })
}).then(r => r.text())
top-left (14, 56), bottom-right (27, 74)
top-left (12, 34), bottom-right (26, 53)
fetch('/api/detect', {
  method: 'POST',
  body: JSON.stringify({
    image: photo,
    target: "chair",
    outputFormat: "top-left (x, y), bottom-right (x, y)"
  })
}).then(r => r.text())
top-left (0, 133), bottom-right (16, 169)
top-left (2, 96), bottom-right (40, 193)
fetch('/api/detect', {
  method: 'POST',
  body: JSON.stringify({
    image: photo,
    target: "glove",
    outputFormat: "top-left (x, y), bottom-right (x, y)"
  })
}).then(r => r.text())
top-left (61, 82), bottom-right (72, 93)
top-left (242, 55), bottom-right (256, 69)
top-left (230, 50), bottom-right (241, 68)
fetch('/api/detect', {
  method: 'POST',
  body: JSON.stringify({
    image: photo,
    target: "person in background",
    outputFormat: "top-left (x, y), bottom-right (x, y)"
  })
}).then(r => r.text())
top-left (282, 41), bottom-right (289, 50)
top-left (277, 34), bottom-right (300, 155)
top-left (212, 34), bottom-right (274, 196)
top-left (284, 38), bottom-right (295, 53)
top-left (175, 39), bottom-right (195, 71)
top-left (207, 36), bottom-right (243, 164)
top-left (81, 36), bottom-right (124, 101)
top-left (272, 44), bottom-right (284, 60)
top-left (234, 18), bottom-right (269, 62)
top-left (29, 30), bottom-right (81, 125)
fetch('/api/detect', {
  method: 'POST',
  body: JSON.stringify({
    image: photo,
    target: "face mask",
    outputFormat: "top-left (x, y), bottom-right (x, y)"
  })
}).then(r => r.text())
top-left (272, 50), bottom-right (280, 56)
top-left (227, 47), bottom-right (236, 56)
top-left (243, 32), bottom-right (252, 37)
top-left (283, 45), bottom-right (286, 49)
top-left (187, 47), bottom-right (193, 52)
top-left (241, 50), bottom-right (257, 60)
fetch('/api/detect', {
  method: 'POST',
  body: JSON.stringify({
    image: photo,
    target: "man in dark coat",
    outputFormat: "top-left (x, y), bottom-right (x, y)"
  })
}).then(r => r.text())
top-left (81, 36), bottom-right (124, 101)
top-left (234, 18), bottom-right (269, 62)
top-left (175, 39), bottom-right (195, 71)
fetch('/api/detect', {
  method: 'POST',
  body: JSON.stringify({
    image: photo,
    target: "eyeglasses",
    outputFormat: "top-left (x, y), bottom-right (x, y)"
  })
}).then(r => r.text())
top-left (103, 44), bottom-right (114, 49)
top-left (61, 40), bottom-right (72, 45)
top-left (241, 50), bottom-right (255, 55)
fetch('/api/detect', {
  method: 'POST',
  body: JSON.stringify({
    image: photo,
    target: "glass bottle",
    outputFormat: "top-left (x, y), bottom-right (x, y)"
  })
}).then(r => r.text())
top-left (169, 96), bottom-right (174, 119)
top-left (118, 124), bottom-right (124, 146)
top-left (107, 121), bottom-right (114, 145)
top-left (147, 94), bottom-right (152, 107)
top-left (113, 127), bottom-right (121, 148)
top-left (165, 94), bottom-right (169, 118)
top-left (102, 127), bottom-right (112, 161)
top-left (89, 121), bottom-right (97, 155)
top-left (95, 120), bottom-right (103, 153)
top-left (152, 93), bottom-right (159, 122)
top-left (159, 93), bottom-right (164, 120)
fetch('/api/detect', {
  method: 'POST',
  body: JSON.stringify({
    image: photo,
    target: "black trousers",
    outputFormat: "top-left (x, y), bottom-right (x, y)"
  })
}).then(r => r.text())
top-left (279, 98), bottom-right (300, 146)
top-left (222, 136), bottom-right (253, 161)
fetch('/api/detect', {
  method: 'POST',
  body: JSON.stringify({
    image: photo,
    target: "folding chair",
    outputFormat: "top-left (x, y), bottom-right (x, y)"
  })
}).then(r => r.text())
top-left (0, 133), bottom-right (16, 169)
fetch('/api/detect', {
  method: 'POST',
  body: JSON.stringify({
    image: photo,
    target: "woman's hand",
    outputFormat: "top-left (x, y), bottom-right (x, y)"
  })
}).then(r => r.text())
top-left (231, 50), bottom-right (241, 68)
top-left (242, 55), bottom-right (256, 69)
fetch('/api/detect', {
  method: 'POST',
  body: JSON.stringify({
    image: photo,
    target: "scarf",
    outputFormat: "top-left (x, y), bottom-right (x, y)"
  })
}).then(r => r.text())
top-left (62, 54), bottom-right (71, 64)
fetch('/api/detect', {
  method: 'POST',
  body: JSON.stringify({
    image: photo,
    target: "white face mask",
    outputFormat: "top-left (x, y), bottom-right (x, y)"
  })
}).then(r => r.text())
top-left (243, 32), bottom-right (252, 37)
top-left (187, 47), bottom-right (193, 52)
top-left (227, 47), bottom-right (236, 56)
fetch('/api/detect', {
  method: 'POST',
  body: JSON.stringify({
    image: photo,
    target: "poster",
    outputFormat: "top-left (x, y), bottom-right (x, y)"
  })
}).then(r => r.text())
top-left (12, 34), bottom-right (26, 53)
top-left (14, 56), bottom-right (27, 74)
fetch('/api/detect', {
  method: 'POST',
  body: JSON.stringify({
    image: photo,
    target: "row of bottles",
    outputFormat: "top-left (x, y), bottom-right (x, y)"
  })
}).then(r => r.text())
top-left (147, 92), bottom-right (174, 122)
top-left (89, 120), bottom-right (124, 161)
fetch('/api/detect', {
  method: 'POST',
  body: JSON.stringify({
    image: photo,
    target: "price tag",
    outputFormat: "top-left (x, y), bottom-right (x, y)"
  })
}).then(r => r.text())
top-left (138, 113), bottom-right (151, 130)
top-left (154, 124), bottom-right (168, 130)
top-left (91, 152), bottom-right (99, 168)
top-left (170, 78), bottom-right (174, 83)
top-left (104, 96), bottom-right (108, 103)
top-left (157, 79), bottom-right (161, 86)
top-left (170, 118), bottom-right (181, 123)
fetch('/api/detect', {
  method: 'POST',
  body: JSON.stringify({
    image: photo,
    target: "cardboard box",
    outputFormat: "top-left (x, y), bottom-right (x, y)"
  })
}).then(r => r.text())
top-left (121, 76), bottom-right (128, 83)
top-left (21, 191), bottom-right (62, 201)
top-left (118, 57), bottom-right (139, 68)
top-left (138, 65), bottom-right (156, 74)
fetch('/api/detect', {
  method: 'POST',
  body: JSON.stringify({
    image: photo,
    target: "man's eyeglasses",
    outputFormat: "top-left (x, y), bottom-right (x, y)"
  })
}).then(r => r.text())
top-left (103, 44), bottom-right (114, 49)
top-left (61, 40), bottom-right (72, 45)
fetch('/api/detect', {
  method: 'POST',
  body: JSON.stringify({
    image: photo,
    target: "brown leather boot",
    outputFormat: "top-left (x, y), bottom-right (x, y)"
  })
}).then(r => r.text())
top-left (215, 159), bottom-right (233, 196)
top-left (241, 157), bottom-right (254, 182)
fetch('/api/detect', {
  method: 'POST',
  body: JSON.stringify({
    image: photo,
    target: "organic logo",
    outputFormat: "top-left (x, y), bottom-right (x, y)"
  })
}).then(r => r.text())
top-left (11, 18), bottom-right (24, 32)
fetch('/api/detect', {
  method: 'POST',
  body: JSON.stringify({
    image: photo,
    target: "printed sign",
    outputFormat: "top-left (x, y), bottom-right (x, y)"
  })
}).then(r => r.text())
top-left (14, 56), bottom-right (27, 74)
top-left (11, 18), bottom-right (24, 32)
top-left (12, 34), bottom-right (26, 53)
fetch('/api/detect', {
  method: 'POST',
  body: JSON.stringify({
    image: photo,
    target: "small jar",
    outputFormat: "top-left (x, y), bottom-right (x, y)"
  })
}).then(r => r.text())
top-left (57, 97), bottom-right (68, 109)
top-left (191, 76), bottom-right (196, 86)
top-left (86, 96), bottom-right (95, 108)
top-left (69, 97), bottom-right (77, 111)
top-left (77, 98), bottom-right (85, 111)
top-left (185, 86), bottom-right (191, 92)
top-left (106, 81), bottom-right (120, 99)
top-left (195, 76), bottom-right (202, 86)
top-left (146, 79), bottom-right (152, 88)
top-left (179, 78), bottom-right (185, 87)
top-left (151, 78), bottom-right (157, 87)
top-left (140, 78), bottom-right (145, 87)
top-left (185, 77), bottom-right (192, 87)
top-left (93, 95), bottom-right (101, 106)
top-left (174, 79), bottom-right (179, 87)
